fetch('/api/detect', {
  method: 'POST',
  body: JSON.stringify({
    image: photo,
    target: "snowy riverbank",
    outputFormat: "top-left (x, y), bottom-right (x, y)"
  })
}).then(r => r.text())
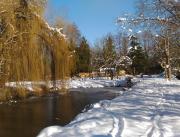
top-left (38, 77), bottom-right (180, 137)
top-left (5, 77), bottom-right (128, 91)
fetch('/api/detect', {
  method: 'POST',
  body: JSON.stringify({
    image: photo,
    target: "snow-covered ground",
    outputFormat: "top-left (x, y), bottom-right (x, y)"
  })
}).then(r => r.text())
top-left (68, 77), bottom-right (128, 88)
top-left (5, 77), bottom-right (128, 91)
top-left (37, 78), bottom-right (180, 137)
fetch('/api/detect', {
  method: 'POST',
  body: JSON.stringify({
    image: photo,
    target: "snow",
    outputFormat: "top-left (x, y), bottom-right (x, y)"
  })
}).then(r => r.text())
top-left (118, 17), bottom-right (127, 21)
top-left (137, 30), bottom-right (142, 33)
top-left (45, 22), bottom-right (66, 38)
top-left (115, 56), bottom-right (132, 67)
top-left (5, 77), bottom-right (128, 91)
top-left (128, 29), bottom-right (132, 32)
top-left (37, 77), bottom-right (180, 137)
top-left (155, 34), bottom-right (159, 37)
top-left (33, 13), bottom-right (66, 39)
top-left (68, 78), bottom-right (123, 88)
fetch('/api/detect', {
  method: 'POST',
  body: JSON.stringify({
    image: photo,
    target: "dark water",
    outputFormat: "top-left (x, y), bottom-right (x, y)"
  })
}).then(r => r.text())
top-left (0, 88), bottom-right (121, 137)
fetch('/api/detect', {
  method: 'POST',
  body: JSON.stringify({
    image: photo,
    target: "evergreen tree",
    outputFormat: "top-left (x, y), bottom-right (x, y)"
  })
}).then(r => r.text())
top-left (102, 35), bottom-right (116, 79)
top-left (128, 36), bottom-right (148, 75)
top-left (102, 35), bottom-right (116, 68)
top-left (91, 42), bottom-right (104, 72)
top-left (76, 37), bottom-right (91, 73)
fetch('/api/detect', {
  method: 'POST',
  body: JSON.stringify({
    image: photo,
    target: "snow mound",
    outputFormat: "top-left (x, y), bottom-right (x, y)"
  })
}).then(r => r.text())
top-left (37, 78), bottom-right (180, 137)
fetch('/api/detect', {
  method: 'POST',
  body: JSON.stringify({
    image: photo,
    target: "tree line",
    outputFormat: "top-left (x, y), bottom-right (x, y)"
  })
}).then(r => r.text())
top-left (118, 0), bottom-right (180, 80)
top-left (77, 0), bottom-right (180, 80)
top-left (0, 0), bottom-right (179, 88)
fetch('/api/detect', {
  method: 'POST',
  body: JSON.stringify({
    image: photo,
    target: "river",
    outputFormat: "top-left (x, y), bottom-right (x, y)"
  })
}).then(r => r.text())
top-left (0, 87), bottom-right (122, 137)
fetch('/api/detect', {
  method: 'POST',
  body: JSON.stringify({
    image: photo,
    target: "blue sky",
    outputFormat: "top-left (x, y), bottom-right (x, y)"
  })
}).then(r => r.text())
top-left (46, 0), bottom-right (135, 45)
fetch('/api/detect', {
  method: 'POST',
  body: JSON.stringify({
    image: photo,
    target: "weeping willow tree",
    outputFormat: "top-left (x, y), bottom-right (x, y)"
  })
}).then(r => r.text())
top-left (0, 0), bottom-right (72, 91)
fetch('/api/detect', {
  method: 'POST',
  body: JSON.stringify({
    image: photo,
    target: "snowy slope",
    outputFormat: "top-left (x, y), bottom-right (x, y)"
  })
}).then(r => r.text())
top-left (37, 78), bottom-right (180, 137)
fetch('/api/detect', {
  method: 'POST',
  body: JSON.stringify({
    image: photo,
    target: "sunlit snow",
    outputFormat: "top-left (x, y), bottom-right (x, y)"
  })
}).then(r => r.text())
top-left (38, 77), bottom-right (180, 137)
top-left (5, 77), bottom-right (128, 91)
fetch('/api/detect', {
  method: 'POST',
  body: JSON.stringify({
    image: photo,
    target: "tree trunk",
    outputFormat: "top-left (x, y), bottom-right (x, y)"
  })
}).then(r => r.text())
top-left (164, 37), bottom-right (171, 80)
top-left (50, 51), bottom-right (56, 88)
top-left (110, 70), bottom-right (113, 80)
top-left (0, 79), bottom-right (5, 88)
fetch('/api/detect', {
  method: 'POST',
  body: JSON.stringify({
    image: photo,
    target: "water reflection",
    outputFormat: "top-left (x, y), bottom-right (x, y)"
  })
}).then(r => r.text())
top-left (0, 88), bottom-right (120, 137)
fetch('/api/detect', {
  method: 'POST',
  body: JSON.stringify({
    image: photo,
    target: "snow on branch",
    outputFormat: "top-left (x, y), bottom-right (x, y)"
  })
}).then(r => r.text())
top-left (45, 22), bottom-right (66, 39)
top-left (117, 16), bottom-right (179, 28)
top-left (0, 10), bottom-right (7, 15)
top-left (33, 13), bottom-right (67, 39)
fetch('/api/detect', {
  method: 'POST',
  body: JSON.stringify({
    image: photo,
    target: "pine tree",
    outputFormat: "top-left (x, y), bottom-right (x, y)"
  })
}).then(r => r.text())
top-left (102, 35), bottom-right (116, 79)
top-left (76, 37), bottom-right (91, 73)
top-left (102, 35), bottom-right (116, 68)
top-left (128, 36), bottom-right (148, 75)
